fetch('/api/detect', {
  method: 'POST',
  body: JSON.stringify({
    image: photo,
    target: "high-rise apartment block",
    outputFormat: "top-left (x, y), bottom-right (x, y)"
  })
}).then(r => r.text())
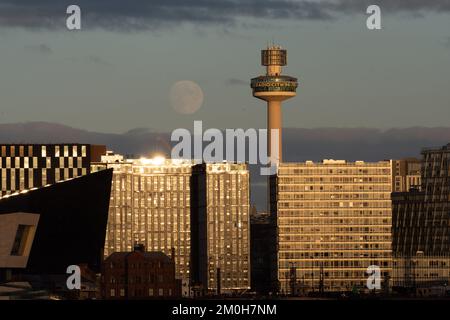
top-left (191, 163), bottom-right (250, 294)
top-left (93, 156), bottom-right (251, 295)
top-left (92, 156), bottom-right (193, 290)
top-left (392, 158), bottom-right (421, 192)
top-left (273, 160), bottom-right (393, 293)
top-left (0, 144), bottom-right (106, 196)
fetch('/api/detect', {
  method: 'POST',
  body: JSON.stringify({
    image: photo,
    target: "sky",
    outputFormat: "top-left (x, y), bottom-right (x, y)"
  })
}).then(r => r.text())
top-left (0, 0), bottom-right (449, 134)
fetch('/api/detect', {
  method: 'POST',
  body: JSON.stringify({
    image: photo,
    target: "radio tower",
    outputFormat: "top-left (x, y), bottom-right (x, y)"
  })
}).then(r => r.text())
top-left (251, 45), bottom-right (298, 166)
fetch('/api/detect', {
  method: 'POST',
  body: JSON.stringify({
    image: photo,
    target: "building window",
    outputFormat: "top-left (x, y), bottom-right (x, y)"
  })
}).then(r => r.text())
top-left (10, 224), bottom-right (33, 256)
top-left (110, 289), bottom-right (115, 297)
top-left (158, 288), bottom-right (163, 296)
top-left (149, 288), bottom-right (154, 296)
top-left (120, 288), bottom-right (125, 297)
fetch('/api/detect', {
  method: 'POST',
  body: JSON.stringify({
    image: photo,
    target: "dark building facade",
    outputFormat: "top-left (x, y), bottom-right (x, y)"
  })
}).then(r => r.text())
top-left (102, 244), bottom-right (181, 299)
top-left (0, 169), bottom-right (113, 275)
top-left (392, 144), bottom-right (450, 292)
top-left (250, 212), bottom-right (278, 295)
top-left (393, 144), bottom-right (450, 255)
top-left (0, 144), bottom-right (106, 196)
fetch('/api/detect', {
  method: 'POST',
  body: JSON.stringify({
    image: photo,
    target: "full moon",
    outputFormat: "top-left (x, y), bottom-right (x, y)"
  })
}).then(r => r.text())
top-left (169, 80), bottom-right (204, 114)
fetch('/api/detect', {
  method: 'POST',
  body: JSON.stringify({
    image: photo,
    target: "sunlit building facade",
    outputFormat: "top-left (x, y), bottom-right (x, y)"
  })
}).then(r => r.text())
top-left (92, 157), bottom-right (193, 290)
top-left (93, 157), bottom-right (251, 296)
top-left (273, 160), bottom-right (393, 293)
top-left (191, 163), bottom-right (250, 294)
top-left (0, 144), bottom-right (105, 196)
top-left (392, 158), bottom-right (421, 193)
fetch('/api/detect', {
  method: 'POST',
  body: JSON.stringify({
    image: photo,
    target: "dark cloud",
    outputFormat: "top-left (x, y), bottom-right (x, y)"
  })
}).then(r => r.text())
top-left (334, 0), bottom-right (450, 14)
top-left (0, 1), bottom-right (448, 31)
top-left (24, 43), bottom-right (53, 55)
top-left (0, 0), bottom-right (329, 30)
top-left (225, 78), bottom-right (248, 86)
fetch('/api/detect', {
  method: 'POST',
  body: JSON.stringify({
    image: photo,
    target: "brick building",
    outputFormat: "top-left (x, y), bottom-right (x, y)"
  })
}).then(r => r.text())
top-left (102, 244), bottom-right (181, 299)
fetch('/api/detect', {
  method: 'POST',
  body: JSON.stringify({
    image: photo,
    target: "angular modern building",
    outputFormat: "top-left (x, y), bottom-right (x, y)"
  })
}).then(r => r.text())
top-left (0, 169), bottom-right (113, 276)
top-left (392, 144), bottom-right (450, 292)
top-left (0, 213), bottom-right (39, 272)
top-left (0, 144), bottom-right (106, 196)
top-left (273, 160), bottom-right (393, 293)
top-left (393, 144), bottom-right (450, 255)
top-left (191, 163), bottom-right (250, 294)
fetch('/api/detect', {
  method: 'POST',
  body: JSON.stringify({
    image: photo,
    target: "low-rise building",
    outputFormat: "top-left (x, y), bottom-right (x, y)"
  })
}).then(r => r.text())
top-left (102, 244), bottom-right (181, 299)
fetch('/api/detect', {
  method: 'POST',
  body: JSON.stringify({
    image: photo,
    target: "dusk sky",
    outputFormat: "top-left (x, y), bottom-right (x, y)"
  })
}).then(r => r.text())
top-left (0, 1), bottom-right (449, 134)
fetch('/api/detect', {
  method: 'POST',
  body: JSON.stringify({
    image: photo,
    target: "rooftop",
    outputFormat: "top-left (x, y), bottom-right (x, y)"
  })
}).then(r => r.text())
top-left (105, 251), bottom-right (173, 264)
top-left (279, 159), bottom-right (391, 166)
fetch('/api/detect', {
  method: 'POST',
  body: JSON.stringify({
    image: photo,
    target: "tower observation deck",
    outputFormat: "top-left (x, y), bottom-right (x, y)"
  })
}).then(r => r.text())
top-left (251, 45), bottom-right (298, 165)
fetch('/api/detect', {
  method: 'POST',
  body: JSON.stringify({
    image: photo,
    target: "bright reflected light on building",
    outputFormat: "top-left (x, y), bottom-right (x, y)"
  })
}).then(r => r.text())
top-left (151, 155), bottom-right (166, 165)
top-left (138, 155), bottom-right (166, 166)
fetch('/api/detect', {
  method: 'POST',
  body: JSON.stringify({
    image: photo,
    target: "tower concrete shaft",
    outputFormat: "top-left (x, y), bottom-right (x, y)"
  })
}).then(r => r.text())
top-left (251, 45), bottom-right (298, 166)
top-left (267, 100), bottom-right (282, 163)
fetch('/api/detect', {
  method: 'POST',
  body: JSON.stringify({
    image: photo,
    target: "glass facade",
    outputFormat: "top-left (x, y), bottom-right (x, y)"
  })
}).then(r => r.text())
top-left (251, 75), bottom-right (298, 93)
top-left (191, 163), bottom-right (251, 293)
top-left (0, 144), bottom-right (91, 196)
top-left (274, 160), bottom-right (393, 293)
top-left (392, 254), bottom-right (450, 291)
top-left (392, 170), bottom-right (450, 299)
top-left (94, 159), bottom-right (251, 295)
top-left (393, 144), bottom-right (450, 256)
top-left (205, 163), bottom-right (250, 292)
top-left (261, 48), bottom-right (287, 66)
